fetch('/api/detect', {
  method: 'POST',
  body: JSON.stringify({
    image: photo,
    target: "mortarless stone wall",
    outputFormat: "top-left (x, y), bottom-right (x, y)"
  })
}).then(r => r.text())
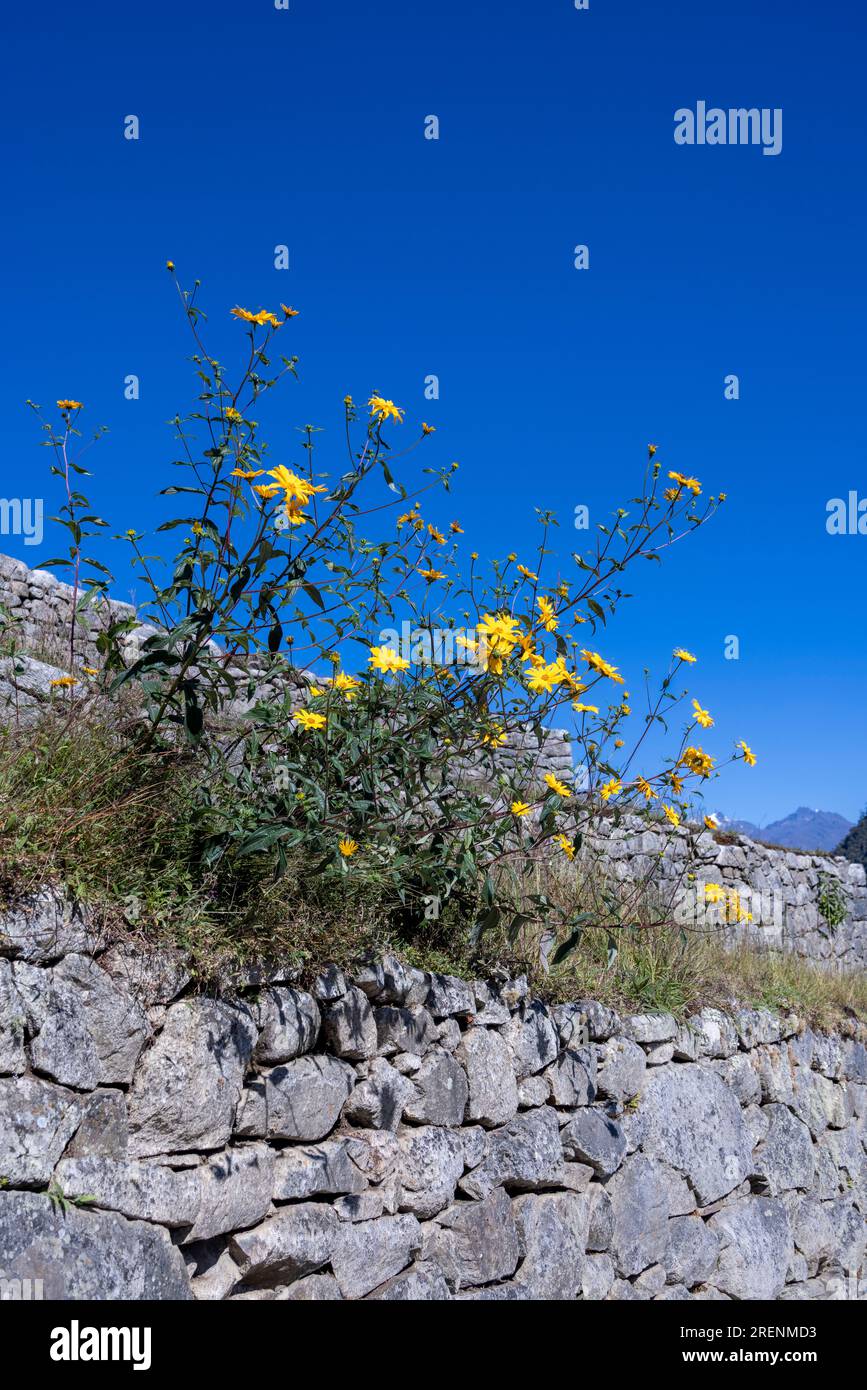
top-left (0, 891), bottom-right (864, 1302)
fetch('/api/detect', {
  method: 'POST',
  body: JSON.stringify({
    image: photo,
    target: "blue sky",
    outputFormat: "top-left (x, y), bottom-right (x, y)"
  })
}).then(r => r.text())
top-left (2, 0), bottom-right (866, 825)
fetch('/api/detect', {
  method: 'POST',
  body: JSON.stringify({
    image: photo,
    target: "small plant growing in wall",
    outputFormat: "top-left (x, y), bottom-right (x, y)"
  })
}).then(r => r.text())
top-left (817, 871), bottom-right (848, 932)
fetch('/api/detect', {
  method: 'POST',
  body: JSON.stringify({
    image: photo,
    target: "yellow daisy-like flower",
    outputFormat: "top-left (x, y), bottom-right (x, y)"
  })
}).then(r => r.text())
top-left (511, 800), bottom-right (531, 817)
top-left (267, 465), bottom-right (328, 507)
top-left (82, 667), bottom-right (99, 677)
top-left (477, 613), bottom-right (522, 660)
top-left (50, 676), bottom-right (78, 689)
top-left (481, 725), bottom-right (507, 748)
top-left (704, 882), bottom-right (726, 904)
top-left (332, 672), bottom-right (361, 701)
top-left (368, 645), bottom-right (410, 674)
top-left (635, 776), bottom-right (656, 800)
top-left (253, 483), bottom-right (282, 499)
top-left (572, 702), bottom-right (599, 714)
top-left (663, 804), bottom-right (681, 827)
top-left (555, 833), bottom-right (576, 861)
top-left (667, 470), bottom-right (702, 496)
top-left (449, 520), bottom-right (463, 533)
top-left (517, 564), bottom-right (538, 581)
top-left (57, 399), bottom-right (83, 411)
top-left (294, 710), bottom-right (326, 732)
top-left (600, 777), bottom-right (622, 802)
top-left (338, 838), bottom-right (359, 858)
top-left (231, 468), bottom-right (265, 480)
top-left (668, 771), bottom-right (685, 794)
top-left (580, 649), bottom-right (624, 684)
top-left (673, 648), bottom-right (696, 664)
top-left (231, 306), bottom-right (281, 329)
top-left (166, 260), bottom-right (175, 271)
top-left (422, 422), bottom-right (436, 435)
top-left (427, 524), bottom-right (446, 545)
top-left (739, 741), bottom-right (757, 767)
top-left (419, 567), bottom-right (447, 582)
top-left (680, 746), bottom-right (715, 778)
top-left (692, 699), bottom-right (713, 729)
top-left (281, 304), bottom-right (300, 318)
top-left (537, 595), bottom-right (558, 633)
top-left (368, 394), bottom-right (404, 424)
top-left (224, 406), bottom-right (243, 424)
top-left (704, 815), bottom-right (719, 831)
top-left (192, 522), bottom-right (205, 537)
top-left (648, 443), bottom-right (658, 458)
top-left (544, 772), bottom-right (571, 798)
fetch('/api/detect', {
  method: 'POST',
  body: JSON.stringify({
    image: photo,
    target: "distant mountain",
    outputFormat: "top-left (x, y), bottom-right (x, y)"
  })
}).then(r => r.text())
top-left (837, 810), bottom-right (867, 870)
top-left (713, 807), bottom-right (854, 853)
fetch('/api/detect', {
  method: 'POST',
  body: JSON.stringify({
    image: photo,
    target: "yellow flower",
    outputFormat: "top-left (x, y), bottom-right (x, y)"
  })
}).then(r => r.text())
top-left (192, 522), bottom-right (205, 537)
top-left (704, 815), bottom-right (719, 830)
top-left (231, 468), bottom-right (265, 480)
top-left (50, 676), bottom-right (78, 689)
top-left (635, 776), bottom-right (656, 800)
top-left (663, 804), bottom-right (680, 827)
top-left (668, 771), bottom-right (685, 794)
top-left (511, 800), bottom-right (531, 817)
top-left (527, 662), bottom-right (559, 695)
top-left (648, 443), bottom-right (658, 458)
top-left (667, 470), bottom-right (702, 496)
top-left (368, 394), bottom-right (404, 424)
top-left (704, 882), bottom-right (726, 904)
top-left (680, 746), bottom-right (715, 778)
top-left (57, 399), bottom-right (83, 411)
top-left (692, 699), bottom-right (713, 728)
top-left (572, 702), bottom-right (599, 714)
top-left (419, 567), bottom-right (446, 582)
top-left (333, 672), bottom-right (361, 701)
top-left (281, 304), bottom-right (300, 318)
top-left (397, 508), bottom-right (420, 528)
top-left (544, 772), bottom-right (571, 798)
top-left (555, 833), bottom-right (576, 861)
top-left (580, 649), bottom-right (624, 684)
top-left (427, 523), bottom-right (446, 545)
top-left (600, 778), bottom-right (622, 802)
top-left (673, 648), bottom-right (696, 664)
top-left (477, 613), bottom-right (522, 660)
top-left (253, 483), bottom-right (282, 499)
top-left (718, 492), bottom-right (727, 502)
top-left (481, 724), bottom-right (507, 748)
top-left (294, 710), bottom-right (326, 731)
top-left (231, 306), bottom-right (280, 328)
top-left (517, 564), bottom-right (538, 581)
top-left (449, 520), bottom-right (463, 533)
top-left (267, 465), bottom-right (328, 507)
top-left (739, 741), bottom-right (757, 767)
top-left (537, 595), bottom-right (558, 633)
top-left (368, 645), bottom-right (410, 674)
top-left (338, 838), bottom-right (359, 858)
top-left (225, 406), bottom-right (243, 424)
top-left (166, 260), bottom-right (175, 271)
top-left (82, 667), bottom-right (99, 677)
top-left (422, 422), bottom-right (436, 435)
top-left (614, 739), bottom-right (624, 748)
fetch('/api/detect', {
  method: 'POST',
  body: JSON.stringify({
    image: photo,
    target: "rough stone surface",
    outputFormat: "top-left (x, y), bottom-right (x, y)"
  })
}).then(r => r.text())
top-left (184, 1146), bottom-right (275, 1242)
top-left (0, 1076), bottom-right (82, 1184)
top-left (456, 1027), bottom-right (519, 1128)
top-left (253, 988), bottom-right (320, 1064)
top-left (323, 986), bottom-right (377, 1060)
top-left (422, 1188), bottom-right (520, 1290)
top-left (561, 1108), bottom-right (627, 1178)
top-left (128, 999), bottom-right (256, 1157)
top-left (0, 1190), bottom-right (192, 1299)
top-left (54, 1155), bottom-right (201, 1227)
top-left (331, 1214), bottom-right (422, 1298)
top-left (640, 1064), bottom-right (750, 1205)
top-left (402, 1049), bottom-right (469, 1126)
top-left (236, 1055), bottom-right (355, 1142)
top-left (708, 1196), bottom-right (794, 1301)
top-left (606, 1154), bottom-right (669, 1277)
top-left (460, 1106), bottom-right (564, 1199)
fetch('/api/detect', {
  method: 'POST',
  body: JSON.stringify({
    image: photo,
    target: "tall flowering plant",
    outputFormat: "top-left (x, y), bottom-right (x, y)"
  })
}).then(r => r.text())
top-left (34, 268), bottom-right (756, 962)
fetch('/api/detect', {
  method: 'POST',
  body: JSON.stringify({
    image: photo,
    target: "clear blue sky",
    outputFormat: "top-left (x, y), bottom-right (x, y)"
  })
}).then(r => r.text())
top-left (3, 0), bottom-right (866, 825)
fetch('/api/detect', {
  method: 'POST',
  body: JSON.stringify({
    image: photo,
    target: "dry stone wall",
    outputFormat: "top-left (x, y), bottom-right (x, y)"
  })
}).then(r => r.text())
top-left (0, 891), bottom-right (865, 1302)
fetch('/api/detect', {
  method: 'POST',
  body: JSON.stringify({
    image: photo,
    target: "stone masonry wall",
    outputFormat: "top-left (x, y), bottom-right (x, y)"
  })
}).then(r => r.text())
top-left (0, 890), bottom-right (865, 1301)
